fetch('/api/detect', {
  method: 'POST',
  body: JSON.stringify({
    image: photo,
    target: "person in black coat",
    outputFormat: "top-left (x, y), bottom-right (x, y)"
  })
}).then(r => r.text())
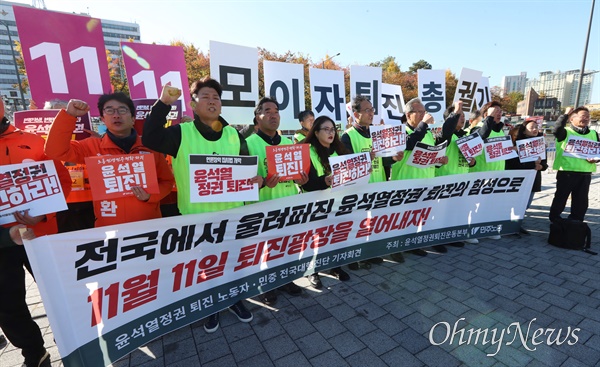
top-left (506, 119), bottom-right (548, 234)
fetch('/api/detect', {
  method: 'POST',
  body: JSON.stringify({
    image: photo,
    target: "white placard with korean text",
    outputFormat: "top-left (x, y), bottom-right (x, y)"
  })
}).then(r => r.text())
top-left (209, 41), bottom-right (258, 124)
top-left (381, 83), bottom-right (405, 125)
top-left (329, 152), bottom-right (371, 191)
top-left (350, 65), bottom-right (382, 123)
top-left (562, 136), bottom-right (600, 160)
top-left (484, 136), bottom-right (518, 163)
top-left (309, 68), bottom-right (346, 124)
top-left (371, 125), bottom-right (406, 157)
top-left (516, 136), bottom-right (546, 163)
top-left (418, 69), bottom-right (446, 127)
top-left (407, 141), bottom-right (448, 168)
top-left (188, 155), bottom-right (258, 202)
top-left (453, 68), bottom-right (483, 115)
top-left (474, 76), bottom-right (491, 112)
top-left (23, 169), bottom-right (535, 367)
top-left (456, 133), bottom-right (484, 159)
top-left (0, 160), bottom-right (67, 225)
top-left (263, 60), bottom-right (306, 131)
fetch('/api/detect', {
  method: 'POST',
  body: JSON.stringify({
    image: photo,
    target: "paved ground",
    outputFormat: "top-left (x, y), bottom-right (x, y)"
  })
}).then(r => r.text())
top-left (1, 171), bottom-right (599, 367)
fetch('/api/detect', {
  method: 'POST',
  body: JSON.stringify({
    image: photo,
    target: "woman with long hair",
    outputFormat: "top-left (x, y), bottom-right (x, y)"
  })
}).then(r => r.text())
top-left (506, 119), bottom-right (548, 234)
top-left (301, 116), bottom-right (351, 288)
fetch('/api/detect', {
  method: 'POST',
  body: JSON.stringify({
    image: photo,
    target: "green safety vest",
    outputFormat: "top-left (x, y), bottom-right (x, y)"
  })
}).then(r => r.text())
top-left (553, 127), bottom-right (598, 173)
top-left (172, 122), bottom-right (244, 214)
top-left (390, 125), bottom-right (435, 180)
top-left (345, 127), bottom-right (386, 183)
top-left (294, 132), bottom-right (307, 144)
top-left (309, 146), bottom-right (337, 177)
top-left (469, 128), bottom-right (505, 173)
top-left (435, 133), bottom-right (469, 177)
top-left (246, 134), bottom-right (299, 202)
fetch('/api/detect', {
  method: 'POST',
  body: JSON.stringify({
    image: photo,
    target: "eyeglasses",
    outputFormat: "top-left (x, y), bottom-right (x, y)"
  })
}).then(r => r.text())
top-left (409, 110), bottom-right (426, 114)
top-left (361, 108), bottom-right (376, 114)
top-left (103, 107), bottom-right (130, 115)
top-left (320, 127), bottom-right (337, 134)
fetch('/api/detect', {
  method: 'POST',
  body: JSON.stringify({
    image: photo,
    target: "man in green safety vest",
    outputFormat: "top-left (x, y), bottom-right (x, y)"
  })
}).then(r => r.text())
top-left (246, 96), bottom-right (308, 305)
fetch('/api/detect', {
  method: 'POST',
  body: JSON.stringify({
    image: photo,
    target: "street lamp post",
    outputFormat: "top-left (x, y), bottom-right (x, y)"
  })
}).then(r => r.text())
top-left (574, 0), bottom-right (595, 107)
top-left (0, 16), bottom-right (27, 110)
top-left (322, 53), bottom-right (340, 69)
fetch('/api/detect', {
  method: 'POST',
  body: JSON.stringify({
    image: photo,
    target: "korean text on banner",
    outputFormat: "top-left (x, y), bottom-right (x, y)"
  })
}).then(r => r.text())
top-left (407, 141), bottom-right (448, 168)
top-left (23, 170), bottom-right (535, 367)
top-left (562, 136), bottom-right (600, 160)
top-left (188, 155), bottom-right (258, 202)
top-left (517, 136), bottom-right (547, 163)
top-left (84, 154), bottom-right (159, 201)
top-left (265, 144), bottom-right (309, 181)
top-left (371, 125), bottom-right (406, 157)
top-left (0, 160), bottom-right (67, 224)
top-left (329, 152), bottom-right (371, 191)
top-left (484, 136), bottom-right (518, 163)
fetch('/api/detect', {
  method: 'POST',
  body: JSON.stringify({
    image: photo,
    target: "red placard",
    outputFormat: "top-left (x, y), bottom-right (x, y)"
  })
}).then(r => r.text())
top-left (84, 154), bottom-right (159, 201)
top-left (265, 144), bottom-right (309, 181)
top-left (121, 42), bottom-right (192, 116)
top-left (13, 6), bottom-right (112, 116)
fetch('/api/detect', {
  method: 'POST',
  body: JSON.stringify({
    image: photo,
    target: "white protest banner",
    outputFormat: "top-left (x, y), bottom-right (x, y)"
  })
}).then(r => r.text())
top-left (418, 69), bottom-right (446, 127)
top-left (23, 170), bottom-right (535, 367)
top-left (0, 160), bottom-right (67, 224)
top-left (189, 155), bottom-right (258, 202)
top-left (350, 65), bottom-right (382, 123)
top-left (563, 136), bottom-right (600, 160)
top-left (453, 68), bottom-right (483, 115)
top-left (516, 136), bottom-right (546, 163)
top-left (457, 133), bottom-right (484, 159)
top-left (371, 125), bottom-right (406, 157)
top-left (407, 141), bottom-right (448, 168)
top-left (309, 68), bottom-right (346, 123)
top-left (381, 83), bottom-right (405, 125)
top-left (484, 136), bottom-right (518, 163)
top-left (210, 41), bottom-right (258, 124)
top-left (330, 152), bottom-right (371, 191)
top-left (263, 60), bottom-right (305, 130)
top-left (474, 76), bottom-right (491, 112)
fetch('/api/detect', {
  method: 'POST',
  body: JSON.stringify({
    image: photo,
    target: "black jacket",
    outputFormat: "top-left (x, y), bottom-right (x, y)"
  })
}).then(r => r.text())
top-left (505, 131), bottom-right (548, 192)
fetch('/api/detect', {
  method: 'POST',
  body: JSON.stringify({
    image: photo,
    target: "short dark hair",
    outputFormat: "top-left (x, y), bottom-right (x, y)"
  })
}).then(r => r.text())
top-left (190, 77), bottom-right (222, 98)
top-left (568, 106), bottom-right (589, 119)
top-left (298, 110), bottom-right (314, 122)
top-left (97, 92), bottom-right (134, 117)
top-left (351, 95), bottom-right (370, 112)
top-left (254, 96), bottom-right (279, 116)
top-left (443, 105), bottom-right (455, 120)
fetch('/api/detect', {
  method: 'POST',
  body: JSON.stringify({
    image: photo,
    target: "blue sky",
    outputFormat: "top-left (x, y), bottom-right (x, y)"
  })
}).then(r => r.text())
top-left (11, 0), bottom-right (600, 103)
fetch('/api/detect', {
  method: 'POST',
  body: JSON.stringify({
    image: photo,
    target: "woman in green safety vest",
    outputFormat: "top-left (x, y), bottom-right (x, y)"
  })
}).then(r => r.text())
top-left (300, 116), bottom-right (351, 289)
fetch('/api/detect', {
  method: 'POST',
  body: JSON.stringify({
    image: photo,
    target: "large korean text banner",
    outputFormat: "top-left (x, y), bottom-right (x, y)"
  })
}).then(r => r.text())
top-left (24, 170), bottom-right (535, 367)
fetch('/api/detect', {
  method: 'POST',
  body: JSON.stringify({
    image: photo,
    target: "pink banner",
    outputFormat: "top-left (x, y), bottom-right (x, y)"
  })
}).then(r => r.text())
top-left (121, 42), bottom-right (192, 117)
top-left (13, 6), bottom-right (112, 116)
top-left (13, 110), bottom-right (91, 140)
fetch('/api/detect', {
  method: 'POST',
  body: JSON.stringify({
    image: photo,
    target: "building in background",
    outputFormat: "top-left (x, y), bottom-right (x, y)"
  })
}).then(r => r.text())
top-left (500, 72), bottom-right (527, 97)
top-left (524, 70), bottom-right (596, 107)
top-left (0, 1), bottom-right (140, 111)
